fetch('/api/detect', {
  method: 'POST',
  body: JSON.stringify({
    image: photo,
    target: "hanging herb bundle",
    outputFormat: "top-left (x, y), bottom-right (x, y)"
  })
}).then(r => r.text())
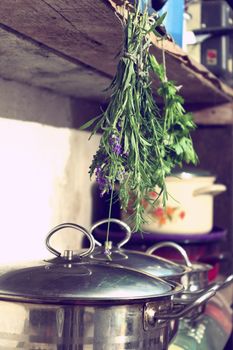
top-left (81, 3), bottom-right (197, 232)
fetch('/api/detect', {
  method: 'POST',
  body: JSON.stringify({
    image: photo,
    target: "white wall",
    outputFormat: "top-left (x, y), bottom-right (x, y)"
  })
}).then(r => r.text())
top-left (0, 79), bottom-right (101, 263)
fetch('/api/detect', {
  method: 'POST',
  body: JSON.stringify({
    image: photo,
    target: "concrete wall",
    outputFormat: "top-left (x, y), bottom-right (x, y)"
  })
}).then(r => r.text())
top-left (0, 78), bottom-right (101, 263)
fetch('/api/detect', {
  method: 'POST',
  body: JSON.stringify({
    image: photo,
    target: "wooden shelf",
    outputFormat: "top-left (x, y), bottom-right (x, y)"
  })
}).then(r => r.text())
top-left (0, 0), bottom-right (232, 123)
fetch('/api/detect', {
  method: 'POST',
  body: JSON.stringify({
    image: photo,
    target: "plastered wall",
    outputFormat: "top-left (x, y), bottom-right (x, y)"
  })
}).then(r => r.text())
top-left (0, 78), bottom-right (101, 263)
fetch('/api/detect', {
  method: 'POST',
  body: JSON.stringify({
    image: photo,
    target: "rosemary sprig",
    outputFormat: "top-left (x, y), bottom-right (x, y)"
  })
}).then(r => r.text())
top-left (81, 5), bottom-right (197, 232)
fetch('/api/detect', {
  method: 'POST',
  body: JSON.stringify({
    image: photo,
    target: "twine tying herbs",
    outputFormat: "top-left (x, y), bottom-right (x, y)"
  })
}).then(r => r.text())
top-left (123, 52), bottom-right (137, 63)
top-left (81, 3), bottom-right (198, 233)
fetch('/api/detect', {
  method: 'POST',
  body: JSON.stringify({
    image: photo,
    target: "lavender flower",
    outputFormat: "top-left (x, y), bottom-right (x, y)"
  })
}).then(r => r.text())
top-left (109, 134), bottom-right (122, 156)
top-left (95, 166), bottom-right (111, 196)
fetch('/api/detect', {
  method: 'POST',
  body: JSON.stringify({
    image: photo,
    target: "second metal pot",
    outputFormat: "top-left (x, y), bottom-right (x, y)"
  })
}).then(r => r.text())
top-left (147, 241), bottom-right (233, 320)
top-left (88, 219), bottom-right (191, 287)
top-left (146, 241), bottom-right (212, 292)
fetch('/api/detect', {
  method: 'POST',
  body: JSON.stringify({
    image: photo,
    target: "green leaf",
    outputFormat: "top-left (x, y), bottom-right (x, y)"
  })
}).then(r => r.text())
top-left (146, 13), bottom-right (167, 35)
top-left (140, 136), bottom-right (152, 146)
top-left (155, 12), bottom-right (167, 27)
top-left (124, 134), bottom-right (129, 153)
top-left (149, 55), bottom-right (165, 80)
top-left (79, 114), bottom-right (102, 130)
top-left (131, 132), bottom-right (137, 152)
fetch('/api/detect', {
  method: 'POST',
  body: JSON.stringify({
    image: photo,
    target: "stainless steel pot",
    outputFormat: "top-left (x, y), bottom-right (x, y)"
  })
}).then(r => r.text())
top-left (0, 223), bottom-right (217, 350)
top-left (147, 241), bottom-right (233, 320)
top-left (146, 241), bottom-right (212, 292)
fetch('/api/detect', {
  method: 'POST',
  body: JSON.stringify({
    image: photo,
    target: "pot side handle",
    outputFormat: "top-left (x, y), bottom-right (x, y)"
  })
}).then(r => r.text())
top-left (153, 288), bottom-right (216, 321)
top-left (153, 274), bottom-right (233, 321)
top-left (176, 274), bottom-right (233, 302)
top-left (208, 274), bottom-right (233, 292)
top-left (193, 184), bottom-right (226, 197)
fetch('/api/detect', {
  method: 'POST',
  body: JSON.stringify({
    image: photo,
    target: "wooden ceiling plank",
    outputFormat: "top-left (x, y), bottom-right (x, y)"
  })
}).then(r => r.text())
top-left (0, 0), bottom-right (123, 75)
top-left (0, 26), bottom-right (111, 101)
top-left (193, 103), bottom-right (233, 125)
top-left (0, 0), bottom-right (232, 106)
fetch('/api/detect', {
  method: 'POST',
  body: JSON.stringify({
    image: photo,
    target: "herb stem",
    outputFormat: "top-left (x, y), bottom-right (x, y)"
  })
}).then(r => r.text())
top-left (106, 186), bottom-right (114, 247)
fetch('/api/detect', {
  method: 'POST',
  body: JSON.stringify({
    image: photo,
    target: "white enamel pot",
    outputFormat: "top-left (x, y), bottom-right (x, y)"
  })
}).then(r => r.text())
top-left (141, 170), bottom-right (226, 234)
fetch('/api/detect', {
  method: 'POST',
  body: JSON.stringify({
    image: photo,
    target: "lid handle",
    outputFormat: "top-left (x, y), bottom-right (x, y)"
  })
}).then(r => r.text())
top-left (90, 218), bottom-right (132, 248)
top-left (46, 223), bottom-right (95, 258)
top-left (146, 241), bottom-right (193, 268)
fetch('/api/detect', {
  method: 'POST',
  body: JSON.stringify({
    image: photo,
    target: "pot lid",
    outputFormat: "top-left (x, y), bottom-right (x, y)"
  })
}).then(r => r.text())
top-left (0, 223), bottom-right (182, 304)
top-left (89, 246), bottom-right (188, 278)
top-left (0, 261), bottom-right (175, 304)
top-left (89, 219), bottom-right (190, 278)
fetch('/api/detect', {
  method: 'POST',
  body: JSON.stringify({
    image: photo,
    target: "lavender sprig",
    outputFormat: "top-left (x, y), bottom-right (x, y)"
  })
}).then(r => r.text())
top-left (109, 134), bottom-right (122, 156)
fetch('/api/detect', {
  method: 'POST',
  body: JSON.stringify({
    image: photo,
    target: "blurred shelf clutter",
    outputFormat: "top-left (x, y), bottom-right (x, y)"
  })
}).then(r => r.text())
top-left (185, 0), bottom-right (233, 87)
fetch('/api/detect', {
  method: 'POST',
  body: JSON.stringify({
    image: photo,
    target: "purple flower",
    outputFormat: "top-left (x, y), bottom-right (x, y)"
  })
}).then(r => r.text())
top-left (95, 166), bottom-right (110, 195)
top-left (109, 134), bottom-right (122, 156)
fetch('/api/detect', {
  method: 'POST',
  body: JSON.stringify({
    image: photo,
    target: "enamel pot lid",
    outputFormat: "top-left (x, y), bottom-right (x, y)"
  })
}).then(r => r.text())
top-left (0, 223), bottom-right (182, 305)
top-left (88, 219), bottom-right (191, 279)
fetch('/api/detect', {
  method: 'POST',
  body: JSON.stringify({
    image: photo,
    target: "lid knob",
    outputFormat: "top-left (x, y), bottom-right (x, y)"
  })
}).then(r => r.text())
top-left (63, 250), bottom-right (74, 261)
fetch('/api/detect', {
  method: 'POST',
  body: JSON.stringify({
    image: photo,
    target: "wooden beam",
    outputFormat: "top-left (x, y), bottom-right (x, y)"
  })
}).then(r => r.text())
top-left (0, 0), bottom-right (123, 77)
top-left (193, 103), bottom-right (233, 125)
top-left (0, 0), bottom-right (232, 106)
